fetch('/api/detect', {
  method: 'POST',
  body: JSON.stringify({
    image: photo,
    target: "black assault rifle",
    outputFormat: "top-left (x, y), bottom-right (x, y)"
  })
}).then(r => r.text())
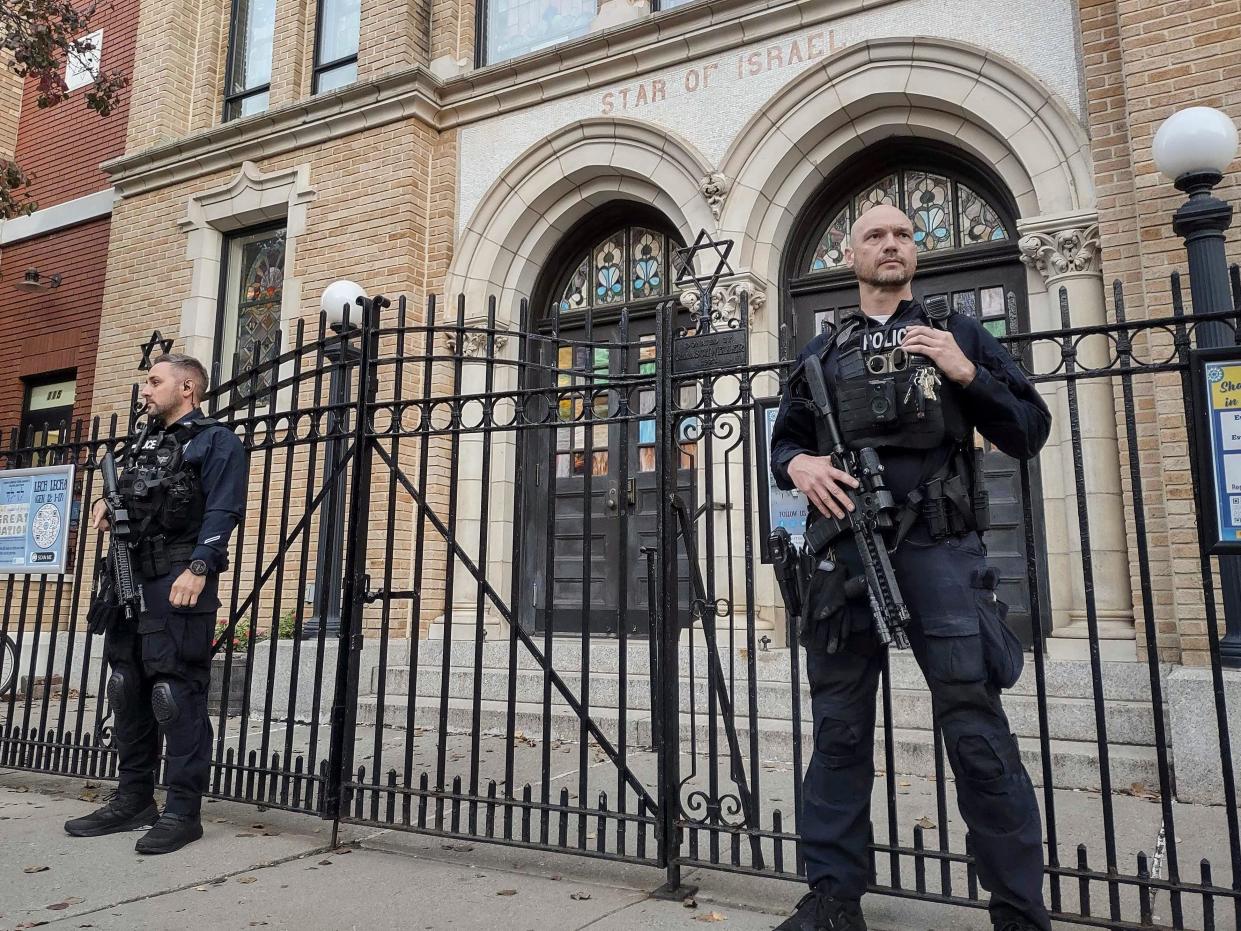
top-left (801, 358), bottom-right (911, 649)
top-left (100, 450), bottom-right (145, 623)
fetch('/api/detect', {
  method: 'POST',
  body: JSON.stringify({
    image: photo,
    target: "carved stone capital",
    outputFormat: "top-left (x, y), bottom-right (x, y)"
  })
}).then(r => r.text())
top-left (1018, 224), bottom-right (1101, 281)
top-left (699, 172), bottom-right (730, 222)
top-left (678, 275), bottom-right (767, 328)
top-left (445, 330), bottom-right (509, 356)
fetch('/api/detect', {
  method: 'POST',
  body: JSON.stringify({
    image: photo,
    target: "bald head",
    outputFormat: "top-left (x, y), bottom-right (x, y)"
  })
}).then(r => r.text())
top-left (848, 205), bottom-right (914, 249)
top-left (845, 204), bottom-right (917, 291)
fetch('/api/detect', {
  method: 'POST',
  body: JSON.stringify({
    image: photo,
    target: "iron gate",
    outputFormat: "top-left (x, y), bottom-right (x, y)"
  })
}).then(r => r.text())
top-left (1, 276), bottom-right (1240, 930)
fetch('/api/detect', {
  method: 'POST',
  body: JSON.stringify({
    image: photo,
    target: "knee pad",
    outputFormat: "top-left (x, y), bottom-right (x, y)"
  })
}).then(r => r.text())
top-left (151, 680), bottom-right (180, 725)
top-left (106, 670), bottom-right (131, 714)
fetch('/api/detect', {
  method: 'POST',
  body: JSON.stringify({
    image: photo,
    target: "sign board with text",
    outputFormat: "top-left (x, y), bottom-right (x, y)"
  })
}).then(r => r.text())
top-left (0, 464), bottom-right (75, 574)
top-left (1191, 348), bottom-right (1241, 555)
top-left (754, 398), bottom-right (807, 562)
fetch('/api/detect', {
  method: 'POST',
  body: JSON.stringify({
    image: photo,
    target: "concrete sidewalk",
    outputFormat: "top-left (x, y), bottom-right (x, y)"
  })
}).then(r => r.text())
top-left (0, 770), bottom-right (1062, 931)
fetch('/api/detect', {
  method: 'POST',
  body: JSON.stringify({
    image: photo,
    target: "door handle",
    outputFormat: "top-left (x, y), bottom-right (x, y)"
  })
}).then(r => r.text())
top-left (606, 486), bottom-right (618, 511)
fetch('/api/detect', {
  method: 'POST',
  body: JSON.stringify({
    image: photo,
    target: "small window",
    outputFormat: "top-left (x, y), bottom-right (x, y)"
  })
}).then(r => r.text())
top-left (65, 30), bottom-right (103, 92)
top-left (481, 0), bottom-right (597, 65)
top-left (313, 0), bottom-right (360, 93)
top-left (807, 169), bottom-right (1011, 273)
top-left (223, 0), bottom-right (276, 121)
top-left (217, 227), bottom-right (286, 399)
top-left (20, 375), bottom-right (76, 466)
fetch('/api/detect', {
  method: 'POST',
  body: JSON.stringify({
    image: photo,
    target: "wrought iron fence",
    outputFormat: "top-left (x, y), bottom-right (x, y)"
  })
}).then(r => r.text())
top-left (0, 276), bottom-right (1239, 930)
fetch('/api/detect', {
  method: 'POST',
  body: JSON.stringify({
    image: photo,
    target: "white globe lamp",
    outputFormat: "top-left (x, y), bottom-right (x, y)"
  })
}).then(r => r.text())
top-left (1153, 106), bottom-right (1239, 186)
top-left (319, 279), bottom-right (367, 330)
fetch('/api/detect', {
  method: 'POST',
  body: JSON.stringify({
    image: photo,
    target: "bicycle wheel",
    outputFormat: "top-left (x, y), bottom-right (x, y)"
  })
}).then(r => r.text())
top-left (0, 634), bottom-right (15, 698)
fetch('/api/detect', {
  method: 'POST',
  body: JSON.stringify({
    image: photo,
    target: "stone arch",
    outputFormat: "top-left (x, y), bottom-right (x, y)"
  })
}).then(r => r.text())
top-left (446, 117), bottom-right (716, 325)
top-left (717, 36), bottom-right (1093, 297)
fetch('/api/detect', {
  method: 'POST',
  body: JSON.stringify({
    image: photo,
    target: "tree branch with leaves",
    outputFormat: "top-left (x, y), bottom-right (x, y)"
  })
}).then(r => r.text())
top-left (0, 0), bottom-right (129, 218)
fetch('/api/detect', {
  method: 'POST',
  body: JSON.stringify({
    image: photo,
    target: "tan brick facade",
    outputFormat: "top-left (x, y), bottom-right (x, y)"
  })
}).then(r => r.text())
top-left (1082, 0), bottom-right (1241, 665)
top-left (0, 51), bottom-right (21, 162)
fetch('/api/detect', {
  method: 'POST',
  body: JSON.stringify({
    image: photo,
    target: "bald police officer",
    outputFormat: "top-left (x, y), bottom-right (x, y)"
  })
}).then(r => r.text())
top-left (66, 353), bottom-right (245, 854)
top-left (770, 206), bottom-right (1052, 931)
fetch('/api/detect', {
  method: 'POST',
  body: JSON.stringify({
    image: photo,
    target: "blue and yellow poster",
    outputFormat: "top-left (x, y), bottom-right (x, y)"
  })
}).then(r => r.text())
top-left (764, 405), bottom-right (807, 550)
top-left (1204, 361), bottom-right (1241, 546)
top-left (0, 465), bottom-right (74, 574)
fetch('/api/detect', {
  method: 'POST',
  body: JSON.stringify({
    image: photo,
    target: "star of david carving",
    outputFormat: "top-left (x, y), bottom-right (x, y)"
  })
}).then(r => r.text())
top-left (139, 330), bottom-right (174, 371)
top-left (672, 229), bottom-right (734, 294)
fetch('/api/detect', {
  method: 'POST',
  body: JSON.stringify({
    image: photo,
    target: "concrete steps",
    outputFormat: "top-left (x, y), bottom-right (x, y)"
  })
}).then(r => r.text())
top-left (367, 666), bottom-right (1163, 747)
top-left (356, 639), bottom-right (1170, 793)
top-left (354, 694), bottom-right (1160, 792)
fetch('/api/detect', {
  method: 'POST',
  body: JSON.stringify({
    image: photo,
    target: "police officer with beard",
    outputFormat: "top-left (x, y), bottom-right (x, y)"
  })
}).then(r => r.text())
top-left (770, 206), bottom-right (1052, 931)
top-left (65, 353), bottom-right (245, 854)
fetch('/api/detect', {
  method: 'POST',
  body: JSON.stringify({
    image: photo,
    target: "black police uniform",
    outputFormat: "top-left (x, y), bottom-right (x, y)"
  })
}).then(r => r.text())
top-left (769, 299), bottom-right (1053, 930)
top-left (104, 409), bottom-right (245, 819)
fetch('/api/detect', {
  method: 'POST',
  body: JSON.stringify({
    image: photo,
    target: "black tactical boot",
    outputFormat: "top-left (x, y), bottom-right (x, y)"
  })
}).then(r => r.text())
top-left (991, 904), bottom-right (1042, 931)
top-left (135, 812), bottom-right (204, 855)
top-left (64, 794), bottom-right (158, 837)
top-left (774, 890), bottom-right (867, 931)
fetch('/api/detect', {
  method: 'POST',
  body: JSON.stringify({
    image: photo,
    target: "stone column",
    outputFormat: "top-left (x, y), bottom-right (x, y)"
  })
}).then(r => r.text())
top-left (1019, 216), bottom-right (1136, 660)
top-left (427, 322), bottom-right (515, 642)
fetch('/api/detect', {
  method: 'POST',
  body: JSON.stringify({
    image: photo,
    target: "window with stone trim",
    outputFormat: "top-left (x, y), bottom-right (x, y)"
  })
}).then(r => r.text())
top-left (216, 226), bottom-right (286, 400)
top-left (806, 168), bottom-right (1011, 273)
top-left (223, 0), bottom-right (276, 121)
top-left (313, 0), bottom-right (360, 93)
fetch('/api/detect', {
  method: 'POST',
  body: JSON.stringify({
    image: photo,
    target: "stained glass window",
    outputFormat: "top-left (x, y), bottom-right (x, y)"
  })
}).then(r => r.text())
top-left (959, 184), bottom-right (1008, 245)
top-left (555, 344), bottom-right (610, 477)
top-left (553, 226), bottom-right (673, 317)
top-left (220, 228), bottom-right (286, 398)
top-left (484, 0), bottom-right (597, 65)
top-left (807, 167), bottom-right (1011, 273)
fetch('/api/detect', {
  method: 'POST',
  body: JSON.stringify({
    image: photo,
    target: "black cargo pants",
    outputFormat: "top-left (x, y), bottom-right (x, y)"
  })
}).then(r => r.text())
top-left (103, 569), bottom-right (214, 818)
top-left (800, 531), bottom-right (1050, 930)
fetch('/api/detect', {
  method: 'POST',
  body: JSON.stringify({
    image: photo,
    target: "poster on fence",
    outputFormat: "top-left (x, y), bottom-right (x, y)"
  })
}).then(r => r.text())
top-left (1193, 348), bottom-right (1241, 555)
top-left (753, 398), bottom-right (807, 562)
top-left (0, 464), bottom-right (75, 574)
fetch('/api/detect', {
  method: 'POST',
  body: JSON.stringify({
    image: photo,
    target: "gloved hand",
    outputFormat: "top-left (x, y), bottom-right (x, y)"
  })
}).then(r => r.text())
top-left (802, 557), bottom-right (851, 653)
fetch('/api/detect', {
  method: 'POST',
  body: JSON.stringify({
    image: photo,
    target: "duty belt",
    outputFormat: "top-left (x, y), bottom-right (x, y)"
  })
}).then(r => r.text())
top-left (132, 536), bottom-right (197, 578)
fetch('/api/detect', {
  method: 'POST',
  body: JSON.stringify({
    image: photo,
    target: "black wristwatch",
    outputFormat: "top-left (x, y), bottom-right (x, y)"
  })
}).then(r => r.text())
top-left (188, 559), bottom-right (210, 577)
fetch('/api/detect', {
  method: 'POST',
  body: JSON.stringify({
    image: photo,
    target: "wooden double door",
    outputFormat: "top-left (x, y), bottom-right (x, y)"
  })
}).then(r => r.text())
top-left (518, 313), bottom-right (696, 636)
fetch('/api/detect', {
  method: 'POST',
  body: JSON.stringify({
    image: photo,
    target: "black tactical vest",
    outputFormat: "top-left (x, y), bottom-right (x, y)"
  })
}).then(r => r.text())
top-left (119, 420), bottom-right (210, 547)
top-left (830, 313), bottom-right (968, 452)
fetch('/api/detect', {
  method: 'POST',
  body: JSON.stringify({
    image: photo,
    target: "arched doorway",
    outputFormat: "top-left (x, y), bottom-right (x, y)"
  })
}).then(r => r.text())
top-left (517, 203), bottom-right (693, 635)
top-left (783, 141), bottom-right (1047, 645)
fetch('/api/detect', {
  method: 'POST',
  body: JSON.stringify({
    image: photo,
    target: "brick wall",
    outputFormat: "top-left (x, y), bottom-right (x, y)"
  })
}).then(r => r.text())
top-left (1081, 0), bottom-right (1241, 665)
top-left (0, 216), bottom-right (110, 435)
top-left (12, 0), bottom-right (139, 209)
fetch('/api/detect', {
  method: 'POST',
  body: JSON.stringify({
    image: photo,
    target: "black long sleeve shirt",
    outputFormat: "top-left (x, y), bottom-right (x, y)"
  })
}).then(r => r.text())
top-left (176, 409), bottom-right (247, 573)
top-left (769, 299), bottom-right (1051, 506)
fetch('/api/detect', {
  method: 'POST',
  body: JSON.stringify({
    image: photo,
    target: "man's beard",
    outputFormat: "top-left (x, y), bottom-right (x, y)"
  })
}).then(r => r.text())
top-left (858, 259), bottom-right (912, 288)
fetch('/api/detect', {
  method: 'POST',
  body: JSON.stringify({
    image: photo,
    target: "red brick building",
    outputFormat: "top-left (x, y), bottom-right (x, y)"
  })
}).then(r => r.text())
top-left (0, 0), bottom-right (140, 444)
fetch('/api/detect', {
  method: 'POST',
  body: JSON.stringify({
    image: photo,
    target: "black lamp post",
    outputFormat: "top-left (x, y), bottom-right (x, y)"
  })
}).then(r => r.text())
top-left (304, 279), bottom-right (366, 640)
top-left (1155, 105), bottom-right (1241, 666)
